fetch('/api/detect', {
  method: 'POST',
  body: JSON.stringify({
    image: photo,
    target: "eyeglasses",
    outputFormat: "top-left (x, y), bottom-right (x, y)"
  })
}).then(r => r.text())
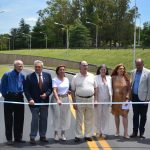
top-left (82, 64), bottom-right (88, 66)
top-left (35, 66), bottom-right (42, 68)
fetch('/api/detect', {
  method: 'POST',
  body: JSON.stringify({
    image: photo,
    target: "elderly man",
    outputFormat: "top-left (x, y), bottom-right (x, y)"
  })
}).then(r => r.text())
top-left (1, 60), bottom-right (25, 145)
top-left (71, 61), bottom-right (97, 142)
top-left (130, 58), bottom-right (150, 139)
top-left (24, 60), bottom-right (52, 145)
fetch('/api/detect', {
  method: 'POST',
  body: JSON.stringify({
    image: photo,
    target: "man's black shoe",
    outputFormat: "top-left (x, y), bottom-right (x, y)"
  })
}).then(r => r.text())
top-left (15, 139), bottom-right (26, 143)
top-left (30, 138), bottom-right (36, 145)
top-left (139, 134), bottom-right (145, 139)
top-left (6, 140), bottom-right (14, 145)
top-left (40, 137), bottom-right (48, 142)
top-left (84, 137), bottom-right (93, 141)
top-left (130, 133), bottom-right (137, 138)
top-left (74, 137), bottom-right (81, 142)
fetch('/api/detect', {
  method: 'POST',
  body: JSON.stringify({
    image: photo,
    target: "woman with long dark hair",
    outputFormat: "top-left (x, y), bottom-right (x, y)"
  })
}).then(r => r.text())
top-left (94, 64), bottom-right (112, 138)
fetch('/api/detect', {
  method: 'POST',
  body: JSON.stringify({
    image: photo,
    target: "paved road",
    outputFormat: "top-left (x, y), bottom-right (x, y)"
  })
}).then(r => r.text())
top-left (0, 68), bottom-right (150, 150)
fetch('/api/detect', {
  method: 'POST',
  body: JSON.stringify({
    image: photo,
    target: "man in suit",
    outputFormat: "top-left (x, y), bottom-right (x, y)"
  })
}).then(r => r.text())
top-left (24, 60), bottom-right (52, 144)
top-left (1, 60), bottom-right (25, 145)
top-left (130, 58), bottom-right (150, 139)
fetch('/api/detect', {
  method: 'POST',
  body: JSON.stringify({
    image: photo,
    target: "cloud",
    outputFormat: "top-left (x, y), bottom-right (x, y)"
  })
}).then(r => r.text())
top-left (0, 9), bottom-right (11, 13)
top-left (25, 17), bottom-right (37, 26)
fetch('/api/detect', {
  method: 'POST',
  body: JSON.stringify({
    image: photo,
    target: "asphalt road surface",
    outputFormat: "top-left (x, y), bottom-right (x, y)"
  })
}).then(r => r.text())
top-left (0, 67), bottom-right (150, 150)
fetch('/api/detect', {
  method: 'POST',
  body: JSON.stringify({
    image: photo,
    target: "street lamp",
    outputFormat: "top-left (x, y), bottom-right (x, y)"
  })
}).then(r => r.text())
top-left (133, 0), bottom-right (137, 69)
top-left (22, 33), bottom-right (31, 50)
top-left (138, 17), bottom-right (141, 46)
top-left (40, 32), bottom-right (48, 49)
top-left (86, 21), bottom-right (98, 48)
top-left (54, 22), bottom-right (69, 49)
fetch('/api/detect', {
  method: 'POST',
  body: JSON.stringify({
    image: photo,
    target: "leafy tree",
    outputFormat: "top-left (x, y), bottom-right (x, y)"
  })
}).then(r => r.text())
top-left (70, 22), bottom-right (91, 48)
top-left (31, 19), bottom-right (47, 48)
top-left (141, 22), bottom-right (150, 47)
top-left (10, 18), bottom-right (30, 49)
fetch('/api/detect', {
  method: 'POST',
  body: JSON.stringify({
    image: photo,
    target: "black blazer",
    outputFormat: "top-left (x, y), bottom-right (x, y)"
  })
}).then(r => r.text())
top-left (24, 72), bottom-right (52, 103)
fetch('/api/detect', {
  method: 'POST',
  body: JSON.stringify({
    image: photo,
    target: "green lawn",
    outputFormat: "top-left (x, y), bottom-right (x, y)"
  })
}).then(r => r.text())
top-left (0, 49), bottom-right (150, 71)
top-left (0, 66), bottom-right (9, 78)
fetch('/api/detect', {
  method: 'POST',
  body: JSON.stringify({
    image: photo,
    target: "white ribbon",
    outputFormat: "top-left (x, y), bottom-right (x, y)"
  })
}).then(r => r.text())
top-left (0, 101), bottom-right (149, 105)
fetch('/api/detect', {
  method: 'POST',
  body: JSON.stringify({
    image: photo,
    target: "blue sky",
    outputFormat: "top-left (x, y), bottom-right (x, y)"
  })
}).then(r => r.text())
top-left (0, 0), bottom-right (47, 34)
top-left (130, 0), bottom-right (150, 26)
top-left (0, 0), bottom-right (150, 34)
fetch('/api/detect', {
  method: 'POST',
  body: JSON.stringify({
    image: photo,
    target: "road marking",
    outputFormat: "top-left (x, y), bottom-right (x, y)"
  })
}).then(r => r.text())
top-left (69, 96), bottom-right (112, 150)
top-left (70, 104), bottom-right (100, 150)
top-left (98, 138), bottom-right (112, 150)
top-left (69, 96), bottom-right (100, 150)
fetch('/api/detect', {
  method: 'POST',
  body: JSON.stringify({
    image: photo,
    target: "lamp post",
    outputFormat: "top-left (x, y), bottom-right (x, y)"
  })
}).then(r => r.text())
top-left (54, 22), bottom-right (69, 49)
top-left (8, 37), bottom-right (10, 50)
top-left (133, 0), bottom-right (137, 69)
top-left (138, 17), bottom-right (141, 46)
top-left (22, 33), bottom-right (31, 50)
top-left (40, 32), bottom-right (48, 49)
top-left (86, 21), bottom-right (98, 48)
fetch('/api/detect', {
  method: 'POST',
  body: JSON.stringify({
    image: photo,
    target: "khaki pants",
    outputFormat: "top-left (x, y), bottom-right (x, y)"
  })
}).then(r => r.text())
top-left (75, 97), bottom-right (94, 138)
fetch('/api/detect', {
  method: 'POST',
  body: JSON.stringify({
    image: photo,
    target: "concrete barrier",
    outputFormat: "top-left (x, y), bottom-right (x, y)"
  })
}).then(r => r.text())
top-left (0, 54), bottom-right (98, 73)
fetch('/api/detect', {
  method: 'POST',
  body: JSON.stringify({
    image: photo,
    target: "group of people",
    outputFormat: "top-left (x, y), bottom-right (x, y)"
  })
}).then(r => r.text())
top-left (0, 58), bottom-right (150, 146)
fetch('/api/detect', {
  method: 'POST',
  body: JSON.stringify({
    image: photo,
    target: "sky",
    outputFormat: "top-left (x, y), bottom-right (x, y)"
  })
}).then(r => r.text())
top-left (0, 0), bottom-right (150, 34)
top-left (0, 0), bottom-right (47, 34)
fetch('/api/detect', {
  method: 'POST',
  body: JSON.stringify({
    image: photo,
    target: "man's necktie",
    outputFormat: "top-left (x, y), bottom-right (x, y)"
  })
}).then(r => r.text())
top-left (38, 74), bottom-right (43, 90)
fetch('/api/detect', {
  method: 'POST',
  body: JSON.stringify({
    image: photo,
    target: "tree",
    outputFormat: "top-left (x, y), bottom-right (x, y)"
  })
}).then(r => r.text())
top-left (70, 22), bottom-right (91, 48)
top-left (31, 19), bottom-right (47, 48)
top-left (10, 18), bottom-right (30, 49)
top-left (0, 34), bottom-right (9, 50)
top-left (141, 22), bottom-right (150, 47)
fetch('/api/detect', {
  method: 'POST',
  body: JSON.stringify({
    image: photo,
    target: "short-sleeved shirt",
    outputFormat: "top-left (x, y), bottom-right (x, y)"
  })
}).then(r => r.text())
top-left (71, 72), bottom-right (96, 97)
top-left (52, 77), bottom-right (69, 95)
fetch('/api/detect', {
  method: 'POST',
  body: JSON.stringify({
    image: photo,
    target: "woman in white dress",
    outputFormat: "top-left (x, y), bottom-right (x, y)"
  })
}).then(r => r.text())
top-left (51, 65), bottom-right (71, 141)
top-left (94, 64), bottom-right (112, 138)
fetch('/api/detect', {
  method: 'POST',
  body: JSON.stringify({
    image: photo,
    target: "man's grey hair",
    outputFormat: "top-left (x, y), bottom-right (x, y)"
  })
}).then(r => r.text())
top-left (13, 60), bottom-right (23, 66)
top-left (34, 60), bottom-right (44, 67)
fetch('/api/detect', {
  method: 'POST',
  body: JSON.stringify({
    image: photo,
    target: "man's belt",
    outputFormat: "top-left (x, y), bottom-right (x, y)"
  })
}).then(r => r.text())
top-left (77, 94), bottom-right (94, 98)
top-left (58, 94), bottom-right (68, 98)
top-left (5, 92), bottom-right (23, 100)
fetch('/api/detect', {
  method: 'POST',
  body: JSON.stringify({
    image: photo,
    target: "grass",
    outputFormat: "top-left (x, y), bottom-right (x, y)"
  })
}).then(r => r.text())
top-left (0, 65), bottom-right (9, 78)
top-left (0, 49), bottom-right (150, 71)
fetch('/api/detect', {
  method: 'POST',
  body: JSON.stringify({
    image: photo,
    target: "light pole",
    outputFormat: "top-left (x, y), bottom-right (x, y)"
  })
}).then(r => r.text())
top-left (86, 21), bottom-right (98, 48)
top-left (8, 37), bottom-right (10, 50)
top-left (22, 33), bottom-right (31, 50)
top-left (54, 22), bottom-right (69, 49)
top-left (138, 17), bottom-right (141, 46)
top-left (133, 0), bottom-right (137, 69)
top-left (9, 35), bottom-right (15, 50)
top-left (40, 32), bottom-right (48, 49)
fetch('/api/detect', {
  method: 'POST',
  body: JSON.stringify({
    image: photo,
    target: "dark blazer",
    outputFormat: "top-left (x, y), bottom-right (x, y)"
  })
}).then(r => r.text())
top-left (24, 71), bottom-right (52, 103)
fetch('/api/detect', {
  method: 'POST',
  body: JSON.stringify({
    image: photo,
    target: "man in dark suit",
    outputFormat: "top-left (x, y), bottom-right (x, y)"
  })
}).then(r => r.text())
top-left (24, 60), bottom-right (52, 144)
